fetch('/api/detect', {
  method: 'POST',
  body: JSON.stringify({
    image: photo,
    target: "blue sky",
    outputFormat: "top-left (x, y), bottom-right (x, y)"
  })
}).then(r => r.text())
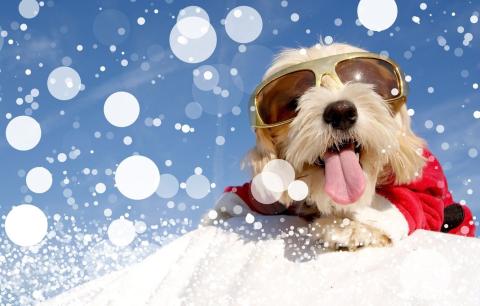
top-left (0, 0), bottom-right (479, 302)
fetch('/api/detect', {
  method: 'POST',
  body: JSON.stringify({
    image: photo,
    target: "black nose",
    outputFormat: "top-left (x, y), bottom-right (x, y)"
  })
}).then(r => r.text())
top-left (323, 100), bottom-right (358, 130)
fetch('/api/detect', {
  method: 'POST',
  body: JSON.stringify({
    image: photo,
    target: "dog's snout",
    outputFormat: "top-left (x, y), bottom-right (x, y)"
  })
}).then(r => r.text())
top-left (323, 100), bottom-right (357, 130)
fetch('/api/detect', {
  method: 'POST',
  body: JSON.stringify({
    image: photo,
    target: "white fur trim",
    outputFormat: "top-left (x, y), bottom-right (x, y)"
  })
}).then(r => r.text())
top-left (213, 192), bottom-right (254, 218)
top-left (351, 194), bottom-right (409, 243)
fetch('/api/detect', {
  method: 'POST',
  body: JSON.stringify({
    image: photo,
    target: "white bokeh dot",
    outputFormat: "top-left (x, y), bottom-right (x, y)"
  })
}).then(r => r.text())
top-left (107, 218), bottom-right (136, 247)
top-left (468, 148), bottom-right (478, 158)
top-left (185, 102), bottom-right (203, 119)
top-left (436, 124), bottom-right (445, 134)
top-left (193, 65), bottom-right (219, 91)
top-left (5, 204), bottom-right (48, 247)
top-left (18, 0), bottom-right (40, 19)
top-left (233, 205), bottom-right (243, 215)
top-left (134, 220), bottom-right (147, 234)
top-left (57, 153), bottom-right (67, 163)
top-left (208, 210), bottom-right (218, 220)
top-left (47, 66), bottom-right (82, 101)
top-left (357, 0), bottom-right (398, 32)
top-left (104, 208), bottom-right (112, 217)
top-left (232, 106), bottom-right (241, 115)
top-left (203, 70), bottom-right (213, 80)
top-left (424, 120), bottom-right (433, 129)
top-left (251, 172), bottom-right (283, 204)
top-left (115, 155), bottom-right (160, 200)
top-left (185, 174), bottom-right (210, 199)
top-left (288, 180), bottom-right (309, 201)
top-left (26, 167), bottom-right (52, 193)
top-left (95, 182), bottom-right (107, 194)
top-left (290, 13), bottom-right (300, 22)
top-left (123, 136), bottom-right (133, 145)
top-left (156, 173), bottom-right (179, 199)
top-left (225, 6), bottom-right (263, 43)
top-left (104, 91), bottom-right (140, 127)
top-left (6, 116), bottom-right (42, 151)
top-left (471, 15), bottom-right (478, 24)
top-left (245, 213), bottom-right (255, 224)
top-left (215, 136), bottom-right (225, 146)
top-left (152, 118), bottom-right (161, 127)
top-left (460, 225), bottom-right (470, 235)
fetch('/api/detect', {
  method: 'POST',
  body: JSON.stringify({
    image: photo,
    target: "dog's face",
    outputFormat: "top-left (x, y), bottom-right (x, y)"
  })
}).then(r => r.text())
top-left (248, 43), bottom-right (426, 214)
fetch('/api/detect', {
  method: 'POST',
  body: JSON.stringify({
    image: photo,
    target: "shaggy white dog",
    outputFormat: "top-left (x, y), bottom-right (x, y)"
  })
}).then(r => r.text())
top-left (207, 43), bottom-right (427, 251)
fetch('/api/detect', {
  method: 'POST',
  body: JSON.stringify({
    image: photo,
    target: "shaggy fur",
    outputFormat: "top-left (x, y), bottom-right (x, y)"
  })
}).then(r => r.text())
top-left (245, 43), bottom-right (426, 250)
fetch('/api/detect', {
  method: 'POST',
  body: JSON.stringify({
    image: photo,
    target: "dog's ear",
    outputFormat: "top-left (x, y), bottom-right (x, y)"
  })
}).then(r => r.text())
top-left (387, 104), bottom-right (426, 185)
top-left (243, 128), bottom-right (278, 176)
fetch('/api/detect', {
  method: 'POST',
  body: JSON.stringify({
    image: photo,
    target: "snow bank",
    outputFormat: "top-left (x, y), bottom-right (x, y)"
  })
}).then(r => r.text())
top-left (41, 215), bottom-right (480, 306)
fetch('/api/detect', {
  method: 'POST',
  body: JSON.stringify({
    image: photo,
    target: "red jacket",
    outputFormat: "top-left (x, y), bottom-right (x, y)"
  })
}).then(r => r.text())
top-left (224, 149), bottom-right (476, 237)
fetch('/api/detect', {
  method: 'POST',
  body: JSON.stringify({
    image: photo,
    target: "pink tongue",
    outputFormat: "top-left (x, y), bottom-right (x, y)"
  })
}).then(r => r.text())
top-left (324, 147), bottom-right (365, 205)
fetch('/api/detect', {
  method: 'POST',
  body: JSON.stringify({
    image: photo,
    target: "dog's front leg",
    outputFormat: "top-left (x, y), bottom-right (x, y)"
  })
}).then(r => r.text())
top-left (310, 194), bottom-right (409, 250)
top-left (310, 215), bottom-right (391, 251)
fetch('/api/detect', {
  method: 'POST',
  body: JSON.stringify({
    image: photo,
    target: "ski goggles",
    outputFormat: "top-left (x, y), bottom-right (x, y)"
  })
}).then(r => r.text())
top-left (250, 52), bottom-right (408, 128)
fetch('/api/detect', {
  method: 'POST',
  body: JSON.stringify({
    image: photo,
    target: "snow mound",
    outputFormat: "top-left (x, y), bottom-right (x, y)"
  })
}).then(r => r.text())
top-left (42, 215), bottom-right (480, 306)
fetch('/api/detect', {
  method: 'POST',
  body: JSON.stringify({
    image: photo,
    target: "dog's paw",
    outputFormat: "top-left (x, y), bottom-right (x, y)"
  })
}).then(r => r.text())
top-left (310, 217), bottom-right (391, 251)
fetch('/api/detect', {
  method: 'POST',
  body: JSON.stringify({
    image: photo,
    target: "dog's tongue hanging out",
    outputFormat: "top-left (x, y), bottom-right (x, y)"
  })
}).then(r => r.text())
top-left (324, 144), bottom-right (365, 204)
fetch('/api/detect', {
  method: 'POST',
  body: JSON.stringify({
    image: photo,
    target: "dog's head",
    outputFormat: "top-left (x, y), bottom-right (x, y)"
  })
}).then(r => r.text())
top-left (247, 43), bottom-right (426, 214)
